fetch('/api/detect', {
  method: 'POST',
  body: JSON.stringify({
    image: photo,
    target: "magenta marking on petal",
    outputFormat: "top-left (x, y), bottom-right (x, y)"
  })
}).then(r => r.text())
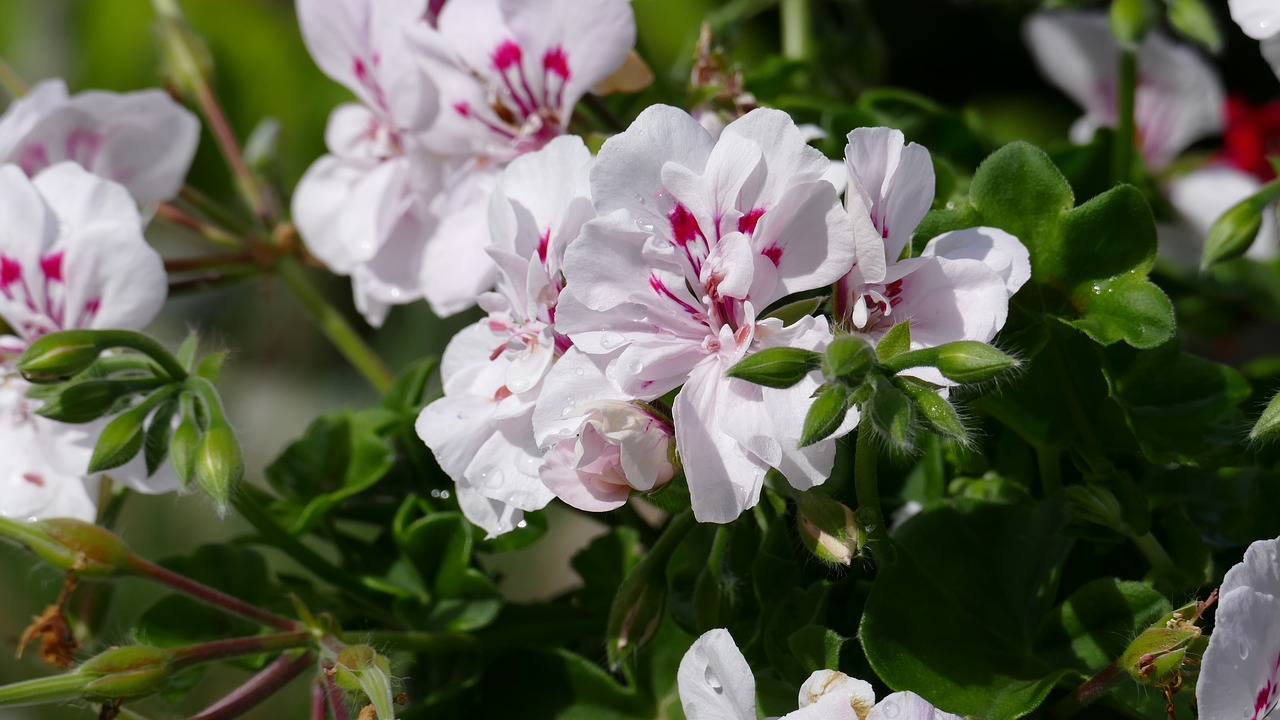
top-left (16, 142), bottom-right (49, 176)
top-left (453, 101), bottom-right (472, 117)
top-left (353, 57), bottom-right (369, 81)
top-left (738, 207), bottom-right (766, 235)
top-left (537, 228), bottom-right (551, 263)
top-left (543, 46), bottom-right (571, 80)
top-left (65, 128), bottom-right (103, 167)
top-left (0, 256), bottom-right (20, 287)
top-left (649, 273), bottom-right (701, 317)
top-left (492, 40), bottom-right (523, 71)
top-left (669, 203), bottom-right (701, 246)
top-left (22, 472), bottom-right (44, 487)
top-left (762, 245), bottom-right (782, 266)
top-left (39, 252), bottom-right (64, 282)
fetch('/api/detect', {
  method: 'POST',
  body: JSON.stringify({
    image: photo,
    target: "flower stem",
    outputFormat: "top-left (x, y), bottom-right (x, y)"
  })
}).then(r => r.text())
top-left (1131, 530), bottom-right (1179, 579)
top-left (188, 651), bottom-right (315, 720)
top-left (274, 256), bottom-right (394, 394)
top-left (0, 672), bottom-right (89, 707)
top-left (780, 0), bottom-right (812, 61)
top-left (172, 630), bottom-right (313, 670)
top-left (1112, 48), bottom-right (1138, 186)
top-left (155, 202), bottom-right (244, 250)
top-left (855, 422), bottom-right (892, 561)
top-left (131, 557), bottom-right (300, 632)
top-left (322, 662), bottom-right (353, 720)
top-left (1046, 661), bottom-right (1123, 719)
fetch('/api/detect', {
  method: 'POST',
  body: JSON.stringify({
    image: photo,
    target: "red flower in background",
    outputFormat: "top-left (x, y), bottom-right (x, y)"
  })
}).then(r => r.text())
top-left (1221, 94), bottom-right (1280, 181)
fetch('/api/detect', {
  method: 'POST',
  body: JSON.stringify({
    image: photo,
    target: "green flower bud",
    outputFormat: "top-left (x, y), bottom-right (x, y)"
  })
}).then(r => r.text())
top-left (874, 321), bottom-right (911, 361)
top-left (607, 574), bottom-right (666, 668)
top-left (152, 0), bottom-right (215, 99)
top-left (1202, 196), bottom-right (1265, 268)
top-left (933, 341), bottom-right (1019, 384)
top-left (37, 379), bottom-right (157, 424)
top-left (193, 424), bottom-right (244, 508)
top-left (88, 407), bottom-right (147, 473)
top-left (1065, 484), bottom-right (1128, 534)
top-left (823, 334), bottom-right (876, 385)
top-left (799, 385), bottom-right (854, 448)
top-left (80, 645), bottom-right (174, 701)
top-left (869, 376), bottom-right (915, 451)
top-left (1167, 0), bottom-right (1222, 53)
top-left (1119, 598), bottom-right (1209, 688)
top-left (795, 492), bottom-right (864, 566)
top-left (30, 518), bottom-right (140, 577)
top-left (726, 347), bottom-right (822, 389)
top-left (170, 396), bottom-right (202, 487)
top-left (16, 330), bottom-right (103, 383)
top-left (895, 376), bottom-right (967, 443)
top-left (1110, 0), bottom-right (1156, 48)
top-left (1250, 390), bottom-right (1280, 442)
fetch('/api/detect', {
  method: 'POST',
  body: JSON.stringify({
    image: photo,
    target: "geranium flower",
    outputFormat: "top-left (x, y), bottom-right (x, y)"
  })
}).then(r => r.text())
top-left (836, 127), bottom-right (1029, 364)
top-left (1023, 11), bottom-right (1223, 170)
top-left (1230, 0), bottom-right (1280, 79)
top-left (554, 105), bottom-right (856, 523)
top-left (532, 348), bottom-right (674, 512)
top-left (679, 628), bottom-right (961, 720)
top-left (402, 0), bottom-right (636, 318)
top-left (416, 136), bottom-right (593, 536)
top-left (0, 163), bottom-right (174, 521)
top-left (292, 0), bottom-right (450, 325)
top-left (1197, 535), bottom-right (1280, 720)
top-left (0, 78), bottom-right (199, 206)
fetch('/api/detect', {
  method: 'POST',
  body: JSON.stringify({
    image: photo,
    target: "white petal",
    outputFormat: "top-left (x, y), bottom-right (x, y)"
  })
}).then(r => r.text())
top-left (1024, 13), bottom-right (1118, 124)
top-left (920, 226), bottom-right (1031, 297)
top-left (0, 379), bottom-right (99, 521)
top-left (1221, 535), bottom-right (1280, 602)
top-left (1197, 587), bottom-right (1280, 720)
top-left (677, 629), bottom-right (758, 720)
top-left (797, 670), bottom-right (875, 714)
top-left (539, 438), bottom-right (630, 512)
top-left (1230, 0), bottom-right (1280, 40)
top-left (844, 126), bottom-right (935, 264)
top-left (0, 79), bottom-right (69, 161)
top-left (592, 104), bottom-right (715, 222)
top-left (894, 256), bottom-right (1011, 348)
top-left (867, 692), bottom-right (964, 720)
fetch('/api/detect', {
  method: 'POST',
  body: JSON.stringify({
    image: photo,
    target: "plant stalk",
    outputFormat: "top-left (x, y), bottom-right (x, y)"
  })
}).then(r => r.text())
top-left (131, 557), bottom-right (300, 631)
top-left (1046, 661), bottom-right (1124, 719)
top-left (188, 652), bottom-right (315, 720)
top-left (1113, 48), bottom-right (1138, 186)
top-left (274, 257), bottom-right (394, 394)
top-left (855, 422), bottom-right (892, 558)
top-left (780, 0), bottom-right (812, 61)
top-left (172, 630), bottom-right (313, 669)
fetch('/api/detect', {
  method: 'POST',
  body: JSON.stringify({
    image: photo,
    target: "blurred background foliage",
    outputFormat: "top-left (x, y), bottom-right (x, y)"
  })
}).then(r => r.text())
top-left (0, 0), bottom-right (1277, 717)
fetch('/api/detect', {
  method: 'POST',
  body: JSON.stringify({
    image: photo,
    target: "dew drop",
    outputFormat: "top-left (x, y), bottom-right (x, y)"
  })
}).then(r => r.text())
top-left (1241, 643), bottom-right (1251, 660)
top-left (636, 218), bottom-right (655, 232)
top-left (575, 367), bottom-right (585, 376)
top-left (1091, 284), bottom-right (1102, 294)
top-left (633, 193), bottom-right (646, 206)
top-left (655, 189), bottom-right (676, 214)
top-left (389, 288), bottom-right (403, 299)
top-left (629, 360), bottom-right (644, 374)
top-left (703, 666), bottom-right (723, 692)
top-left (561, 407), bottom-right (572, 417)
top-left (600, 332), bottom-right (625, 349)
top-left (517, 520), bottom-right (528, 528)
top-left (440, 490), bottom-right (450, 499)
top-left (882, 700), bottom-right (901, 718)
top-left (508, 375), bottom-right (533, 393)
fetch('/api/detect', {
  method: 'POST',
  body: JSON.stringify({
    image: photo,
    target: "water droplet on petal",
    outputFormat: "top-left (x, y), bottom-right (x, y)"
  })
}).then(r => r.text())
top-left (704, 666), bottom-right (723, 692)
top-left (440, 490), bottom-right (450, 499)
top-left (882, 700), bottom-right (901, 718)
top-left (599, 332), bottom-right (625, 349)
top-left (633, 193), bottom-right (646, 206)
top-left (636, 218), bottom-right (655, 233)
top-left (517, 520), bottom-right (528, 528)
top-left (575, 367), bottom-right (585, 376)
top-left (629, 360), bottom-right (644, 374)
top-left (1241, 643), bottom-right (1251, 660)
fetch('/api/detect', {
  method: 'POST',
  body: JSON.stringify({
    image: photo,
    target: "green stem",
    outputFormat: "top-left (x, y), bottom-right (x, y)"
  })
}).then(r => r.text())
top-left (1037, 447), bottom-right (1063, 496)
top-left (0, 56), bottom-right (27, 97)
top-left (275, 257), bottom-right (394, 394)
top-left (352, 630), bottom-right (478, 654)
top-left (855, 422), bottom-right (892, 559)
top-left (92, 330), bottom-right (188, 382)
top-left (1130, 531), bottom-right (1178, 578)
top-left (780, 0), bottom-right (811, 61)
top-left (0, 673), bottom-right (89, 707)
top-left (231, 493), bottom-right (394, 619)
top-left (1046, 661), bottom-right (1123, 719)
top-left (171, 630), bottom-right (312, 670)
top-left (1113, 48), bottom-right (1137, 186)
top-left (155, 202), bottom-right (244, 250)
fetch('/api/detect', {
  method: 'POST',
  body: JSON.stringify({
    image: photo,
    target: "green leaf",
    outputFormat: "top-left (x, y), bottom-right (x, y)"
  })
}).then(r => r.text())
top-left (969, 143), bottom-right (1075, 283)
top-left (396, 512), bottom-right (502, 632)
top-left (475, 648), bottom-right (649, 719)
top-left (787, 625), bottom-right (845, 674)
top-left (194, 351), bottom-right (227, 382)
top-left (875, 321), bottom-right (911, 361)
top-left (1035, 578), bottom-right (1171, 671)
top-left (382, 356), bottom-right (439, 413)
top-left (763, 295), bottom-right (826, 326)
top-left (860, 499), bottom-right (1076, 719)
top-left (1101, 341), bottom-right (1250, 466)
top-left (143, 394), bottom-right (179, 477)
top-left (265, 408), bottom-right (398, 532)
top-left (823, 334), bottom-right (875, 385)
top-left (1166, 0), bottom-right (1222, 52)
top-left (727, 347), bottom-right (822, 389)
top-left (1064, 273), bottom-right (1175, 349)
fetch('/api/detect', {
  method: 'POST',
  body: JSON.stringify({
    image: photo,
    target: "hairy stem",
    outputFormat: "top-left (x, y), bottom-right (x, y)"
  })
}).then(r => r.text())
top-left (132, 557), bottom-right (300, 631)
top-left (172, 630), bottom-right (313, 669)
top-left (855, 422), bottom-right (892, 560)
top-left (155, 203), bottom-right (244, 250)
top-left (780, 0), bottom-right (812, 61)
top-left (274, 256), bottom-right (394, 394)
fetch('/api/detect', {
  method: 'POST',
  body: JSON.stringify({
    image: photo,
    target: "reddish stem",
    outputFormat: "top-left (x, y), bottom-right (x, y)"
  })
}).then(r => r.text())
top-left (164, 254), bottom-right (253, 274)
top-left (171, 630), bottom-right (312, 669)
top-left (322, 662), bottom-right (353, 720)
top-left (188, 652), bottom-right (315, 720)
top-left (131, 558), bottom-right (300, 632)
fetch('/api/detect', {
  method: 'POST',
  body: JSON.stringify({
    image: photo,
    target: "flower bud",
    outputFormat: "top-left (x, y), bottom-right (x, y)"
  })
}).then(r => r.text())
top-left (607, 577), bottom-right (665, 668)
top-left (894, 376), bottom-right (966, 443)
top-left (1065, 484), bottom-right (1128, 533)
top-left (795, 492), bottom-right (864, 566)
top-left (932, 341), bottom-right (1018, 384)
top-left (823, 334), bottom-right (876, 386)
top-left (1167, 0), bottom-right (1222, 53)
top-left (152, 0), bottom-right (215, 99)
top-left (869, 377), bottom-right (914, 451)
top-left (193, 424), bottom-right (244, 509)
top-left (1109, 0), bottom-right (1155, 48)
top-left (31, 518), bottom-right (140, 577)
top-left (16, 330), bottom-right (103, 383)
top-left (798, 670), bottom-right (876, 717)
top-left (88, 406), bottom-right (147, 473)
top-left (727, 347), bottom-right (821, 389)
top-left (37, 379), bottom-right (153, 424)
top-left (1251, 390), bottom-right (1280, 442)
top-left (800, 385), bottom-right (854, 448)
top-left (80, 645), bottom-right (175, 701)
top-left (170, 406), bottom-right (202, 487)
top-left (1202, 196), bottom-right (1265, 268)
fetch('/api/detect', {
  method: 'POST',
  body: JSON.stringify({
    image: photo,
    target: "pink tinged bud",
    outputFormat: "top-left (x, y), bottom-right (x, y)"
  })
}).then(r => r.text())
top-left (543, 46), bottom-right (571, 80)
top-left (492, 40), bottom-right (524, 71)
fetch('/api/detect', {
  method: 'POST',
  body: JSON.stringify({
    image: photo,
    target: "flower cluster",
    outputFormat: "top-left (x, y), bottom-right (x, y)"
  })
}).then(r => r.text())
top-left (292, 0), bottom-right (636, 324)
top-left (0, 80), bottom-right (197, 520)
top-left (415, 103), bottom-right (1028, 535)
